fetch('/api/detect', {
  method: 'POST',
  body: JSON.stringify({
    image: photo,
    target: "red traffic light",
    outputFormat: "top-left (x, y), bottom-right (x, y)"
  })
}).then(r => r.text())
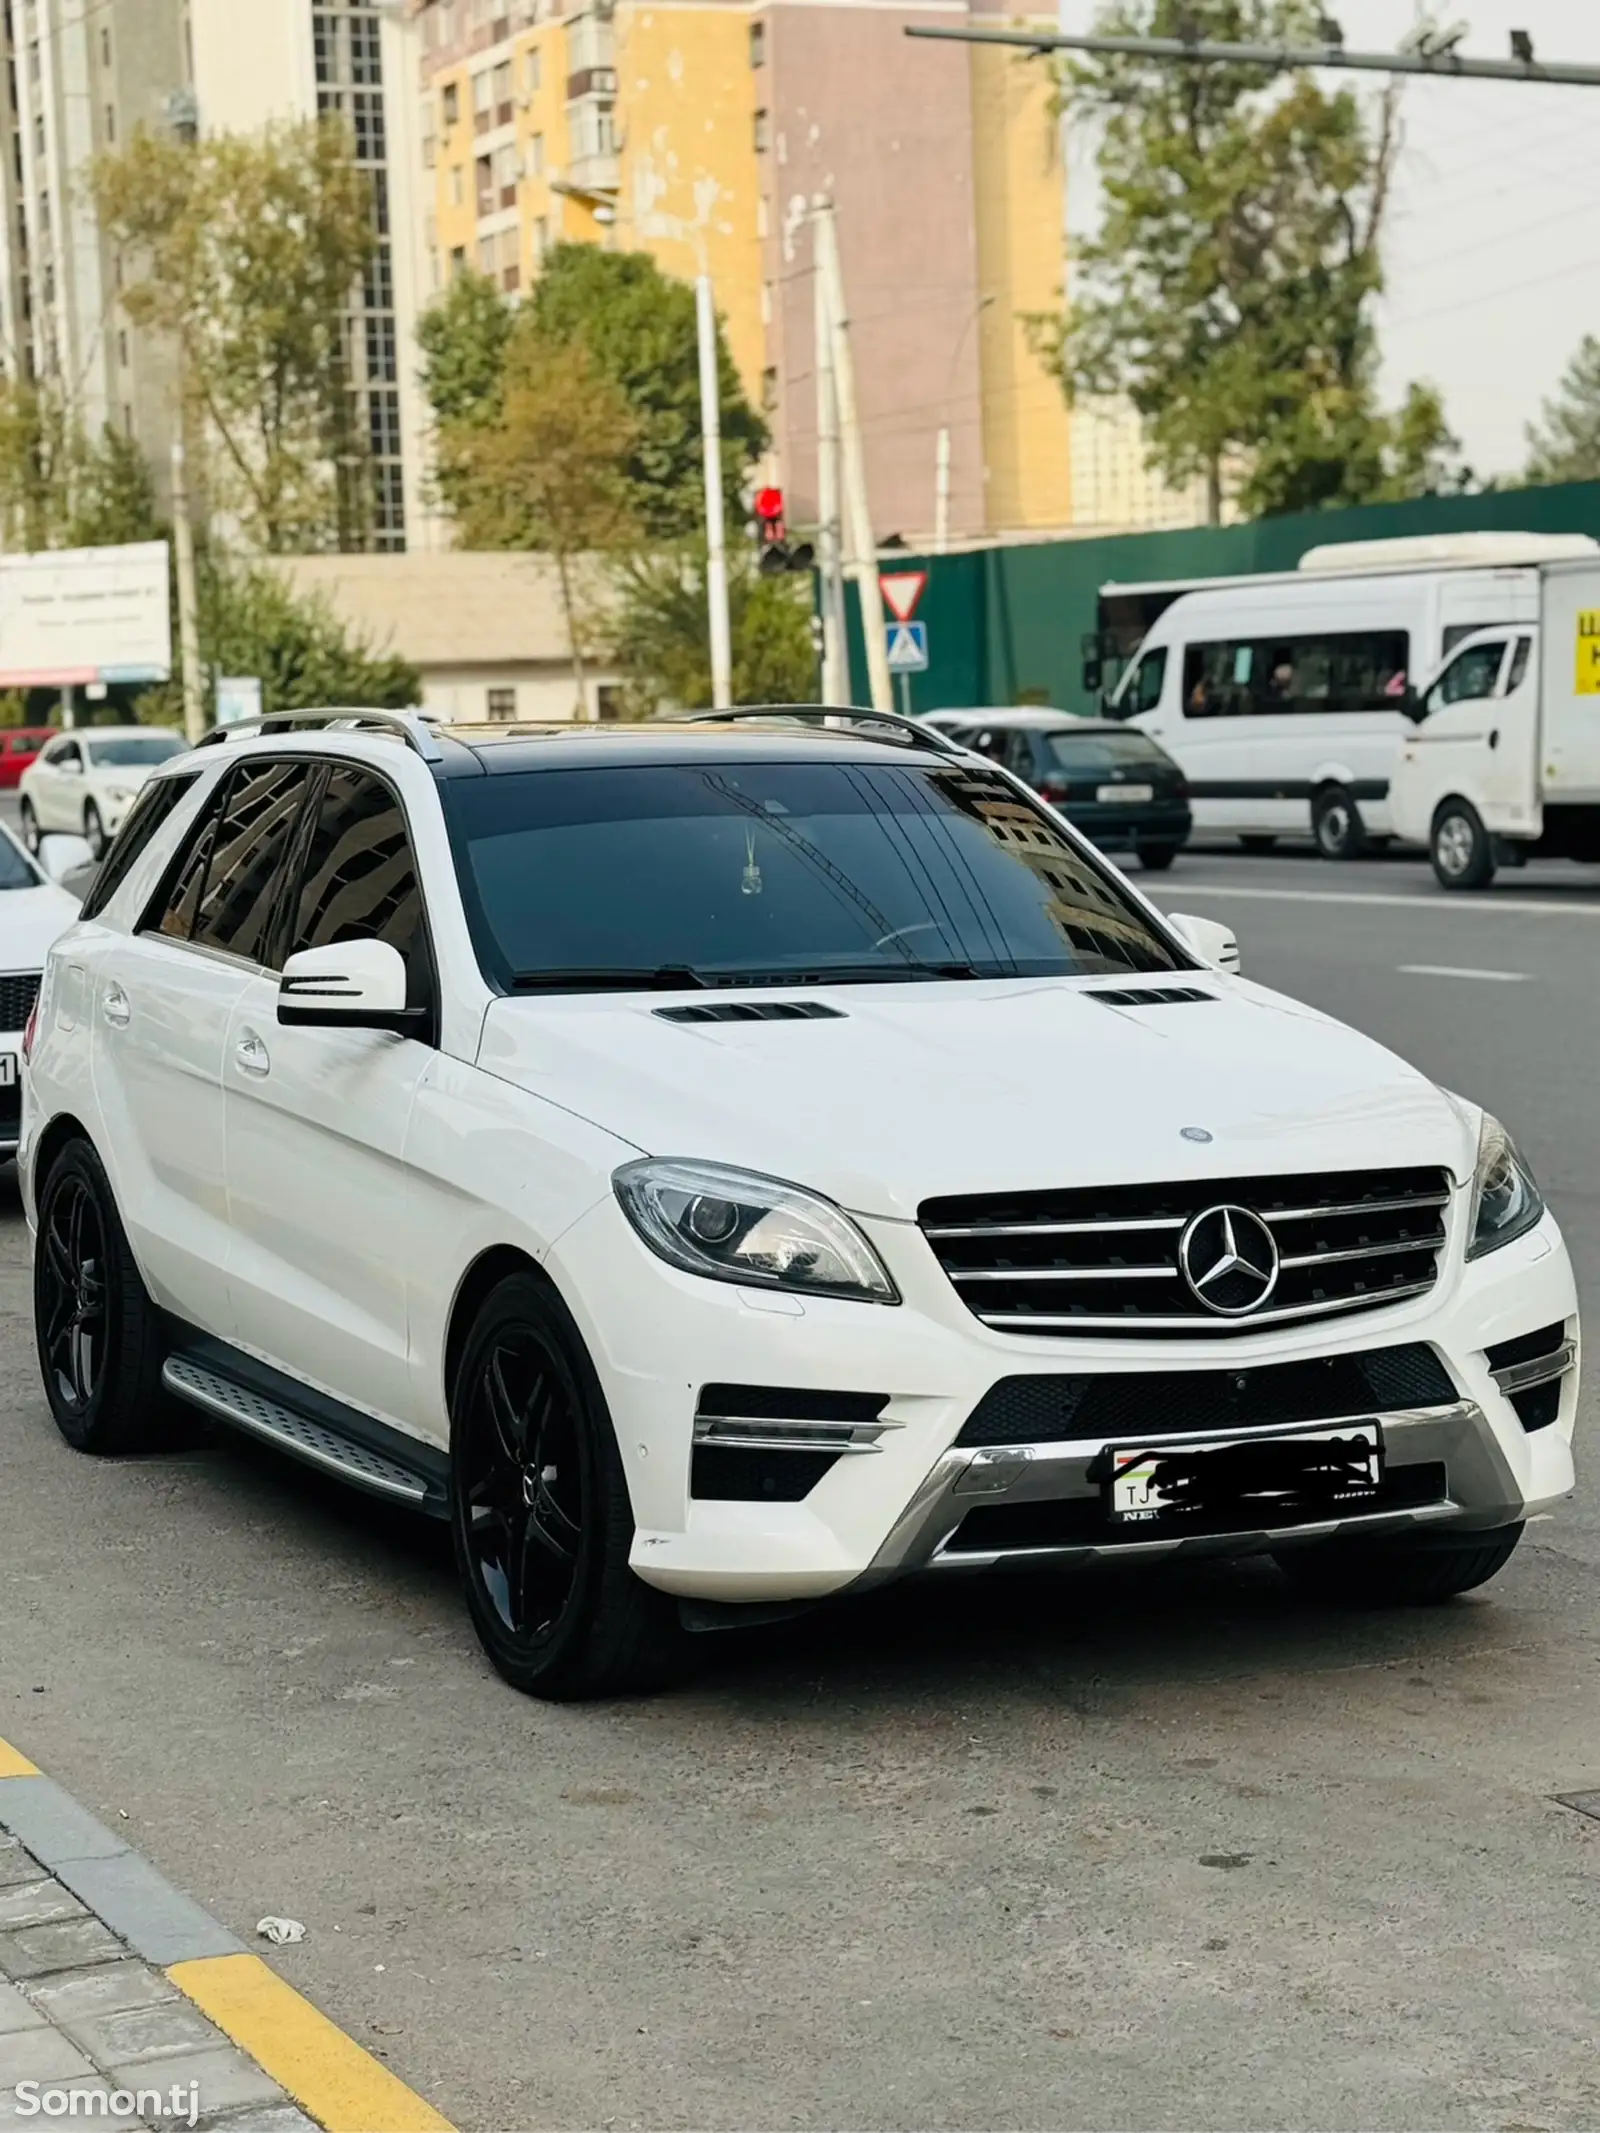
top-left (754, 486), bottom-right (785, 524)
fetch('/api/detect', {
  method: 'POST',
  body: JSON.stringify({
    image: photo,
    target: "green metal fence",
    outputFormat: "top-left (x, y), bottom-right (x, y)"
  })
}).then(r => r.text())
top-left (844, 479), bottom-right (1600, 717)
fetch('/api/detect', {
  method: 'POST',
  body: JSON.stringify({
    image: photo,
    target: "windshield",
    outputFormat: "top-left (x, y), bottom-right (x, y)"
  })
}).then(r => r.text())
top-left (446, 759), bottom-right (1186, 988)
top-left (0, 833), bottom-right (37, 891)
top-left (1045, 731), bottom-right (1171, 774)
top-left (85, 735), bottom-right (185, 768)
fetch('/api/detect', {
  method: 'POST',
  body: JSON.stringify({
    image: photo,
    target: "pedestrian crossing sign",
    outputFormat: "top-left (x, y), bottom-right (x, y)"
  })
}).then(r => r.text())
top-left (886, 621), bottom-right (929, 673)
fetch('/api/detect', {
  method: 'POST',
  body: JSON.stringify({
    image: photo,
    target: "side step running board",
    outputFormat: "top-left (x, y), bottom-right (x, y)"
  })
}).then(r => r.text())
top-left (162, 1355), bottom-right (438, 1510)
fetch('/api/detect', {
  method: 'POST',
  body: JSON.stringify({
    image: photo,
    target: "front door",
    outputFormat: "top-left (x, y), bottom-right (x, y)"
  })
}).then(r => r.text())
top-left (223, 761), bottom-right (435, 1432)
top-left (1407, 634), bottom-right (1512, 829)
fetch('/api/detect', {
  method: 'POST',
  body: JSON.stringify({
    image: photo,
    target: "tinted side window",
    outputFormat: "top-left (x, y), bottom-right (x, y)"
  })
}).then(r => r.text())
top-left (1128, 648), bottom-right (1167, 716)
top-left (1182, 633), bottom-right (1411, 719)
top-left (191, 761), bottom-right (313, 966)
top-left (56, 741), bottom-right (81, 768)
top-left (79, 773), bottom-right (202, 922)
top-left (149, 803), bottom-right (222, 942)
top-left (290, 764), bottom-right (422, 964)
top-left (1508, 636), bottom-right (1532, 692)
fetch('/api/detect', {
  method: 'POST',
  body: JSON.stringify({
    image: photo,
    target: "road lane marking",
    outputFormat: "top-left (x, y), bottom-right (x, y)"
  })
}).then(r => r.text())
top-left (172, 1954), bottom-right (456, 2133)
top-left (1398, 964), bottom-right (1531, 982)
top-left (0, 1736), bottom-right (39, 1778)
top-left (1163, 884), bottom-right (1600, 916)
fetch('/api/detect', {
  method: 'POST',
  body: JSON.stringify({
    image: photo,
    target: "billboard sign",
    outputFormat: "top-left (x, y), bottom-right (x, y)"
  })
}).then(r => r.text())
top-left (0, 541), bottom-right (172, 688)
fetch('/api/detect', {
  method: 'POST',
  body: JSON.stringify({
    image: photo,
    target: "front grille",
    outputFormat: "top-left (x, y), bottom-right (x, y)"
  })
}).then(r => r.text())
top-left (921, 1166), bottom-right (1452, 1338)
top-left (943, 1462), bottom-right (1449, 1553)
top-left (956, 1346), bottom-right (1459, 1447)
top-left (0, 970), bottom-right (40, 1033)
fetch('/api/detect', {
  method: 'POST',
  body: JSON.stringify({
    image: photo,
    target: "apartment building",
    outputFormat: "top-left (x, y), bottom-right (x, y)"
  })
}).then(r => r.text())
top-left (0, 0), bottom-right (432, 553)
top-left (413, 0), bottom-right (1077, 545)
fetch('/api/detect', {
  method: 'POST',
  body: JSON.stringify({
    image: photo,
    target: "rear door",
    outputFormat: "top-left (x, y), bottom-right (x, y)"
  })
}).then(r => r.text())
top-left (223, 760), bottom-right (436, 1429)
top-left (1539, 565), bottom-right (1600, 802)
top-left (89, 762), bottom-right (306, 1333)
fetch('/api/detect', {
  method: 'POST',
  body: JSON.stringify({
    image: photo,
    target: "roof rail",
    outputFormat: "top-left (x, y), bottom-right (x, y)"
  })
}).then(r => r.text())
top-left (195, 706), bottom-right (445, 765)
top-left (682, 704), bottom-right (965, 757)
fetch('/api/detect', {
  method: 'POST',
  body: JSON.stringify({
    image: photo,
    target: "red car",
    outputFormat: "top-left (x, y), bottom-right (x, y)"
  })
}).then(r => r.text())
top-left (0, 728), bottom-right (58, 791)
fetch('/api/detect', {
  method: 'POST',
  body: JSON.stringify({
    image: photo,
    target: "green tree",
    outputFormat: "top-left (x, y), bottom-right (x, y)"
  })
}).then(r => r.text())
top-left (1526, 336), bottom-right (1600, 487)
top-left (416, 246), bottom-right (768, 536)
top-left (136, 555), bottom-right (419, 726)
top-left (0, 378), bottom-right (165, 550)
top-left (605, 546), bottom-right (818, 716)
top-left (1038, 0), bottom-right (1461, 519)
top-left (90, 119), bottom-right (376, 552)
top-left (441, 327), bottom-right (641, 714)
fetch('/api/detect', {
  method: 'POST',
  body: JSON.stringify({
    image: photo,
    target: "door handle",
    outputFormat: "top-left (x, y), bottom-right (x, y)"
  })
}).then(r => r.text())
top-left (235, 1030), bottom-right (271, 1078)
top-left (1488, 729), bottom-right (1500, 750)
top-left (103, 985), bottom-right (130, 1028)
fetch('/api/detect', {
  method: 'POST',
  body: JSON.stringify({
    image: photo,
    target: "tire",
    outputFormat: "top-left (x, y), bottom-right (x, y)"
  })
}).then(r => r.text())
top-left (448, 1270), bottom-right (684, 1700)
top-left (83, 801), bottom-right (106, 861)
top-left (19, 798), bottom-right (39, 855)
top-left (33, 1139), bottom-right (169, 1454)
top-left (1274, 1524), bottom-right (1523, 1607)
top-left (1134, 841), bottom-right (1179, 872)
top-left (1238, 835), bottom-right (1277, 854)
top-left (1312, 785), bottom-right (1367, 861)
top-left (1430, 799), bottom-right (1497, 891)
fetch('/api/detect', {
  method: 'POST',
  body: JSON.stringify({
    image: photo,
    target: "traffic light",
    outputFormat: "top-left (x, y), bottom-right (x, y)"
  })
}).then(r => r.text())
top-left (753, 486), bottom-right (815, 576)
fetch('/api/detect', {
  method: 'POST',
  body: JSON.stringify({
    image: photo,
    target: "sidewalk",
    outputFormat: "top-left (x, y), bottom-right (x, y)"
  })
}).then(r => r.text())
top-left (1, 1832), bottom-right (312, 2131)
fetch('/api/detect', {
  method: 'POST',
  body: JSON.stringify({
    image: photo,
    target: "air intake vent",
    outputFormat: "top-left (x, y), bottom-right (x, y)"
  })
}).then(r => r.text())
top-left (654, 1000), bottom-right (846, 1024)
top-left (1088, 987), bottom-right (1216, 1008)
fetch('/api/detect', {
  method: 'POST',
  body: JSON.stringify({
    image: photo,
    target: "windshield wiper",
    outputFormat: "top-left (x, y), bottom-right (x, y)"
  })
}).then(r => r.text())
top-left (508, 966), bottom-right (708, 992)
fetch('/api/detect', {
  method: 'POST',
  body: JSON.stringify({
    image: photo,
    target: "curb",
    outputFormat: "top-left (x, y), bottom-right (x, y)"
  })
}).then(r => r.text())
top-left (0, 1733), bottom-right (455, 2133)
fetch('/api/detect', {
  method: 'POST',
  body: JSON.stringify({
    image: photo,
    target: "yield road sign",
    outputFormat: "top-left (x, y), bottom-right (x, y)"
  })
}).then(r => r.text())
top-left (886, 621), bottom-right (929, 673)
top-left (881, 571), bottom-right (928, 624)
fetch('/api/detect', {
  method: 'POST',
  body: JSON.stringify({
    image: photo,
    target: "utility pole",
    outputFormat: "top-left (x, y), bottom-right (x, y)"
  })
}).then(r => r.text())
top-left (812, 243), bottom-right (849, 706)
top-left (695, 273), bottom-right (733, 710)
top-left (903, 21), bottom-right (1600, 86)
top-left (934, 427), bottom-right (952, 556)
top-left (813, 199), bottom-right (892, 717)
top-left (170, 437), bottom-right (204, 746)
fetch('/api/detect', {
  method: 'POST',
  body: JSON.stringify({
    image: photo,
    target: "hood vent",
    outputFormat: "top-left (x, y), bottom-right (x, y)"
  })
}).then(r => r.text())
top-left (654, 999), bottom-right (846, 1025)
top-left (1088, 986), bottom-right (1216, 1008)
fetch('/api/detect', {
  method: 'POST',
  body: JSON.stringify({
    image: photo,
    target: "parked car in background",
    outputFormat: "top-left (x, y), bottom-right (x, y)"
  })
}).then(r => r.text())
top-left (932, 708), bottom-right (1192, 870)
top-left (0, 818), bottom-right (86, 1160)
top-left (0, 729), bottom-right (59, 791)
top-left (19, 727), bottom-right (188, 859)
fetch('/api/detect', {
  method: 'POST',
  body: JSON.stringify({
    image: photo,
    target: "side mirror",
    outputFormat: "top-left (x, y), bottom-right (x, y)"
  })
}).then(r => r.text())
top-left (277, 940), bottom-right (424, 1036)
top-left (58, 757), bottom-right (82, 776)
top-left (1168, 912), bottom-right (1241, 975)
top-left (38, 833), bottom-right (95, 885)
top-left (1401, 689), bottom-right (1428, 725)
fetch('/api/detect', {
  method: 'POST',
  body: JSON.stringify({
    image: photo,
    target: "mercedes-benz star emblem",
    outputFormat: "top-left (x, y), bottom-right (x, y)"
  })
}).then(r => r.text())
top-left (1178, 1205), bottom-right (1280, 1316)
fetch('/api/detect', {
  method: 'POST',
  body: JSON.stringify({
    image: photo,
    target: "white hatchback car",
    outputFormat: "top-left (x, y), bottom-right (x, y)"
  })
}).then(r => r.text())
top-left (19, 726), bottom-right (188, 860)
top-left (20, 710), bottom-right (1580, 1699)
top-left (0, 821), bottom-right (82, 1160)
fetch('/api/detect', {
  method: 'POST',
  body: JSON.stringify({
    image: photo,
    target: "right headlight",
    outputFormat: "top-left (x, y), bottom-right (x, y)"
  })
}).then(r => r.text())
top-left (612, 1158), bottom-right (900, 1304)
top-left (1467, 1112), bottom-right (1545, 1260)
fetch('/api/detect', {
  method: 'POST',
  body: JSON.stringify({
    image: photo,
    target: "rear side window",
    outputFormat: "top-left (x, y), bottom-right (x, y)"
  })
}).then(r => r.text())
top-left (1045, 730), bottom-right (1171, 775)
top-left (289, 763), bottom-right (423, 964)
top-left (80, 773), bottom-right (202, 922)
top-left (1182, 632), bottom-right (1411, 718)
top-left (190, 761), bottom-right (314, 966)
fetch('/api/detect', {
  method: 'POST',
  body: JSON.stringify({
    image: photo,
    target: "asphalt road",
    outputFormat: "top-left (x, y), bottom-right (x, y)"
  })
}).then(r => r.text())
top-left (3, 843), bottom-right (1600, 2133)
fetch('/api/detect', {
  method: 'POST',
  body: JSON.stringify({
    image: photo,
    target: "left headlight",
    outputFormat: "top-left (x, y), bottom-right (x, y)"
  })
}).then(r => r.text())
top-left (1467, 1112), bottom-right (1545, 1260)
top-left (613, 1159), bottom-right (900, 1304)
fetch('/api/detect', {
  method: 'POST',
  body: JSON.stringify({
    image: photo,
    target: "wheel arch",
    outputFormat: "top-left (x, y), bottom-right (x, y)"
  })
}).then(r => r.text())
top-left (443, 1243), bottom-right (547, 1411)
top-left (32, 1109), bottom-right (95, 1195)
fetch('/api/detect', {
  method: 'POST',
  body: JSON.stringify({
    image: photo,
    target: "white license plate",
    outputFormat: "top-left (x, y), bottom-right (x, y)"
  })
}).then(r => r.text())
top-left (0, 1053), bottom-right (16, 1088)
top-left (1108, 1425), bottom-right (1381, 1523)
top-left (1097, 783), bottom-right (1154, 804)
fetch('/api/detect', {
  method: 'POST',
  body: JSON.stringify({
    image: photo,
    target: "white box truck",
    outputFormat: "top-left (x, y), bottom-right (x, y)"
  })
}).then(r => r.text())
top-left (1100, 533), bottom-right (1598, 858)
top-left (1388, 554), bottom-right (1600, 889)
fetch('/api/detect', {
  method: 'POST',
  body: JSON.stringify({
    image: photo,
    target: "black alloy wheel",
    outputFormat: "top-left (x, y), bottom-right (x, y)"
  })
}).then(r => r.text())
top-left (38, 1167), bottom-right (106, 1420)
top-left (84, 801), bottom-right (107, 860)
top-left (448, 1272), bottom-right (683, 1699)
top-left (33, 1139), bottom-right (168, 1453)
top-left (18, 798), bottom-right (39, 854)
top-left (1135, 840), bottom-right (1179, 872)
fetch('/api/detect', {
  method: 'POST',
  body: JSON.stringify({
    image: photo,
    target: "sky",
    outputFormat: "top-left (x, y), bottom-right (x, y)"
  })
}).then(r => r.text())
top-left (1059, 0), bottom-right (1600, 480)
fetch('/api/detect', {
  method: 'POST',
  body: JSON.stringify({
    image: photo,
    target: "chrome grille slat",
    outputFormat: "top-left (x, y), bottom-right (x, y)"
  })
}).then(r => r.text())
top-left (921, 1166), bottom-right (1451, 1341)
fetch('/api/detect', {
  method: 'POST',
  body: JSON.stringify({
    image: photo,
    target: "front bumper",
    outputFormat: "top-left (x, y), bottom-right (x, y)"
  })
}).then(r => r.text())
top-left (548, 1196), bottom-right (1578, 1604)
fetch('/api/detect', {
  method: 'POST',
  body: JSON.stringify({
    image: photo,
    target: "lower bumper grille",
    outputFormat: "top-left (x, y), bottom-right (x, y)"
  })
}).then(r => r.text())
top-left (690, 1384), bottom-right (889, 1502)
top-left (921, 1166), bottom-right (1452, 1337)
top-left (957, 1345), bottom-right (1458, 1447)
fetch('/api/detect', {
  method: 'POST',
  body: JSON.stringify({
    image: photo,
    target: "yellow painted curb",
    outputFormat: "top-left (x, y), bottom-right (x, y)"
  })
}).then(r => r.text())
top-left (169, 1954), bottom-right (455, 2133)
top-left (0, 1736), bottom-right (39, 1779)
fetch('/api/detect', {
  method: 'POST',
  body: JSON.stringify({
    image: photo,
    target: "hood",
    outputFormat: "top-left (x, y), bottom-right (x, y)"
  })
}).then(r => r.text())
top-left (0, 884), bottom-right (80, 989)
top-left (476, 976), bottom-right (1477, 1222)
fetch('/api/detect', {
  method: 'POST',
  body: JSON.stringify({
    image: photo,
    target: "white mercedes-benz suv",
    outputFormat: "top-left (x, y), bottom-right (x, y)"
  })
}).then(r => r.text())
top-left (20, 709), bottom-right (1579, 1698)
